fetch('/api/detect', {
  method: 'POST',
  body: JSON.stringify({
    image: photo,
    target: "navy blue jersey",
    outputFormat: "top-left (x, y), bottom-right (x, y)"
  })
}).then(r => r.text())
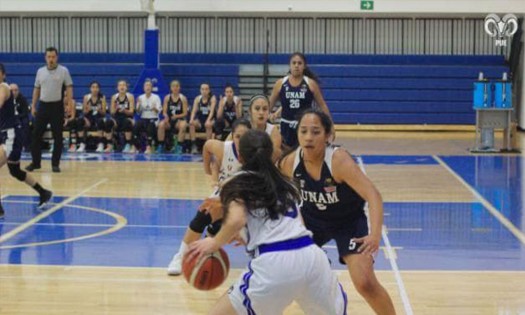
top-left (113, 93), bottom-right (132, 120)
top-left (279, 75), bottom-right (314, 123)
top-left (85, 94), bottom-right (104, 119)
top-left (293, 145), bottom-right (365, 230)
top-left (167, 94), bottom-right (184, 118)
top-left (196, 95), bottom-right (215, 123)
top-left (222, 96), bottom-right (239, 124)
top-left (0, 83), bottom-right (19, 130)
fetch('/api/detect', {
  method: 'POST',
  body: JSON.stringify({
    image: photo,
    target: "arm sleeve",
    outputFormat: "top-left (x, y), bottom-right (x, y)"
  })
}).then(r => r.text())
top-left (34, 69), bottom-right (41, 88)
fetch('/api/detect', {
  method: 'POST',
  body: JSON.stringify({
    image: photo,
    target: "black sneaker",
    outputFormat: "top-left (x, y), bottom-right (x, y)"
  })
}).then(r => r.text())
top-left (25, 163), bottom-right (41, 172)
top-left (0, 205), bottom-right (4, 219)
top-left (38, 189), bottom-right (53, 209)
top-left (52, 166), bottom-right (61, 173)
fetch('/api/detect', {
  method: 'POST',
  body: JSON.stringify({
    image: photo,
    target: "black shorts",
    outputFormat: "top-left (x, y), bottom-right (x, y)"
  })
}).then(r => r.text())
top-left (168, 118), bottom-right (185, 131)
top-left (0, 126), bottom-right (23, 162)
top-left (305, 214), bottom-right (369, 264)
top-left (85, 114), bottom-right (104, 130)
top-left (115, 117), bottom-right (133, 132)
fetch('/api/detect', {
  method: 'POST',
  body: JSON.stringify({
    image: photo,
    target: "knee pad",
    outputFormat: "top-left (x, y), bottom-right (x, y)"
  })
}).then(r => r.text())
top-left (104, 120), bottom-right (115, 133)
top-left (206, 219), bottom-right (223, 237)
top-left (189, 211), bottom-right (212, 233)
top-left (122, 119), bottom-right (133, 132)
top-left (8, 163), bottom-right (27, 182)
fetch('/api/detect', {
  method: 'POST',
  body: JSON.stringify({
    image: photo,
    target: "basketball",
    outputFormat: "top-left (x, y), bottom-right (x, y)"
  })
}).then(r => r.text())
top-left (182, 248), bottom-right (230, 291)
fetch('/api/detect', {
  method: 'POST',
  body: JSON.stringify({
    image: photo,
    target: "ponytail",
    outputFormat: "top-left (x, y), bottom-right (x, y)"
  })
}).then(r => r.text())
top-left (220, 130), bottom-right (300, 220)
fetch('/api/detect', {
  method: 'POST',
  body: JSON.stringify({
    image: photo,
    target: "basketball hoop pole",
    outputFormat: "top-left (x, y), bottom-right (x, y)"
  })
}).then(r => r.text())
top-left (132, 0), bottom-right (168, 99)
top-left (140, 0), bottom-right (156, 30)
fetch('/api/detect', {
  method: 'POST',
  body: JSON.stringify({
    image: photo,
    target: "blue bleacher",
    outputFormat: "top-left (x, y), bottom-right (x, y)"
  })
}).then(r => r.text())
top-left (0, 53), bottom-right (509, 125)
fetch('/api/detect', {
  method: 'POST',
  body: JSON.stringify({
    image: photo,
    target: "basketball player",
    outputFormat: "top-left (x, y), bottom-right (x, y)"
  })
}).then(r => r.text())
top-left (214, 84), bottom-right (242, 139)
top-left (106, 80), bottom-right (135, 153)
top-left (279, 109), bottom-right (396, 314)
top-left (0, 63), bottom-right (52, 219)
top-left (188, 129), bottom-right (347, 315)
top-left (269, 52), bottom-right (332, 148)
top-left (188, 83), bottom-right (216, 154)
top-left (167, 119), bottom-right (251, 275)
top-left (157, 80), bottom-right (188, 154)
top-left (63, 91), bottom-right (79, 153)
top-left (135, 80), bottom-right (161, 154)
top-left (77, 81), bottom-right (107, 153)
top-left (224, 95), bottom-right (281, 161)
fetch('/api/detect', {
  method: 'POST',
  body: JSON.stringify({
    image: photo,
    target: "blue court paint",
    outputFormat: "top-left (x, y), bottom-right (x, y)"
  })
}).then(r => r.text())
top-left (439, 156), bottom-right (524, 232)
top-left (385, 202), bottom-right (525, 270)
top-left (360, 155), bottom-right (438, 165)
top-left (2, 196), bottom-right (523, 270)
top-left (20, 152), bottom-right (203, 163)
top-left (19, 152), bottom-right (439, 165)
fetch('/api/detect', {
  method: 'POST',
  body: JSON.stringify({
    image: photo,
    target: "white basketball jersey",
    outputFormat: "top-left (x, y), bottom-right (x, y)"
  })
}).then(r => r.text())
top-left (244, 204), bottom-right (312, 253)
top-left (218, 141), bottom-right (242, 184)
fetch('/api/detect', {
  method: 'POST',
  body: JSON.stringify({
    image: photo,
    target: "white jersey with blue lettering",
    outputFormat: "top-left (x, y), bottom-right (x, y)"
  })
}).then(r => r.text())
top-left (243, 203), bottom-right (312, 253)
top-left (218, 140), bottom-right (242, 184)
top-left (225, 170), bottom-right (348, 315)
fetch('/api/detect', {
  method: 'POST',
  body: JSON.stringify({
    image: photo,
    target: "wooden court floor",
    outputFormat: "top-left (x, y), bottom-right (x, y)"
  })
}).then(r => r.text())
top-left (1, 131), bottom-right (524, 314)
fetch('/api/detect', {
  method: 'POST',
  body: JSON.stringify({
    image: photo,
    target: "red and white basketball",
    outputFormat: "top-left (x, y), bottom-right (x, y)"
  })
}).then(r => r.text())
top-left (182, 248), bottom-right (230, 291)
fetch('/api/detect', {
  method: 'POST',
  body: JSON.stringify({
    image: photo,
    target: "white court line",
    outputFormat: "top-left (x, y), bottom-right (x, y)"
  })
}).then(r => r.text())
top-left (357, 157), bottom-right (414, 315)
top-left (433, 155), bottom-right (525, 245)
top-left (0, 179), bottom-right (107, 244)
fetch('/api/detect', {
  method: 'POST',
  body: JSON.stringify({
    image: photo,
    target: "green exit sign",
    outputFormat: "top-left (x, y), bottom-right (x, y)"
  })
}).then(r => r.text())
top-left (361, 0), bottom-right (374, 10)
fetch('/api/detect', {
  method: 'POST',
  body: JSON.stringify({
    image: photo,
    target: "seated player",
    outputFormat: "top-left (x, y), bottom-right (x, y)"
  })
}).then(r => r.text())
top-left (76, 81), bottom-right (107, 153)
top-left (214, 84), bottom-right (242, 139)
top-left (134, 80), bottom-right (161, 154)
top-left (105, 80), bottom-right (135, 153)
top-left (188, 83), bottom-right (216, 154)
top-left (157, 80), bottom-right (188, 154)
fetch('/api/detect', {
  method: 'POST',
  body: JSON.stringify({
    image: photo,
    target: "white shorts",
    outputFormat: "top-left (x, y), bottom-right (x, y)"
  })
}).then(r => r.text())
top-left (229, 244), bottom-right (347, 315)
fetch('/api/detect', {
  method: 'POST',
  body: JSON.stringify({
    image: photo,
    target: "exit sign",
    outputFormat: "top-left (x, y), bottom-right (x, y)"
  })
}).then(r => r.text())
top-left (361, 0), bottom-right (374, 10)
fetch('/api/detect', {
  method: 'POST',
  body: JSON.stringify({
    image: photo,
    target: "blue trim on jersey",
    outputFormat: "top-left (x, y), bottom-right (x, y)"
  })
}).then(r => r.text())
top-left (339, 283), bottom-right (348, 315)
top-left (240, 262), bottom-right (255, 315)
top-left (258, 236), bottom-right (313, 255)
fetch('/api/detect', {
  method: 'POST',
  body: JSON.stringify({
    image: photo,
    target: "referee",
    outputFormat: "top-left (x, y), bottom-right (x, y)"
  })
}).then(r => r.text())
top-left (26, 47), bottom-right (73, 173)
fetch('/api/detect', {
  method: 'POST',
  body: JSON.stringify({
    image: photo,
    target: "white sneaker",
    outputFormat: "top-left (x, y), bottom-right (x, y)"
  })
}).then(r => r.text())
top-left (167, 252), bottom-right (182, 276)
top-left (145, 146), bottom-right (152, 154)
top-left (76, 143), bottom-right (86, 153)
top-left (96, 143), bottom-right (104, 153)
top-left (129, 146), bottom-right (137, 154)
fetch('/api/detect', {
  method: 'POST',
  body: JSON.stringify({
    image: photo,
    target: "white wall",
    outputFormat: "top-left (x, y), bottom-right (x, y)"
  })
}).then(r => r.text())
top-left (0, 0), bottom-right (524, 16)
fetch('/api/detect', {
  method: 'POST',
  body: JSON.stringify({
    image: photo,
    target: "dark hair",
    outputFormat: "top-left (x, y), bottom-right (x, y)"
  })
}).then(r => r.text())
top-left (278, 108), bottom-right (333, 166)
top-left (117, 79), bottom-right (128, 87)
top-left (89, 81), bottom-right (103, 99)
top-left (220, 130), bottom-right (300, 220)
top-left (201, 82), bottom-right (213, 99)
top-left (288, 52), bottom-right (319, 83)
top-left (144, 79), bottom-right (153, 86)
top-left (224, 84), bottom-right (235, 93)
top-left (248, 94), bottom-right (269, 113)
top-left (0, 63), bottom-right (5, 76)
top-left (45, 47), bottom-right (58, 55)
top-left (231, 118), bottom-right (252, 133)
top-left (297, 108), bottom-right (332, 135)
